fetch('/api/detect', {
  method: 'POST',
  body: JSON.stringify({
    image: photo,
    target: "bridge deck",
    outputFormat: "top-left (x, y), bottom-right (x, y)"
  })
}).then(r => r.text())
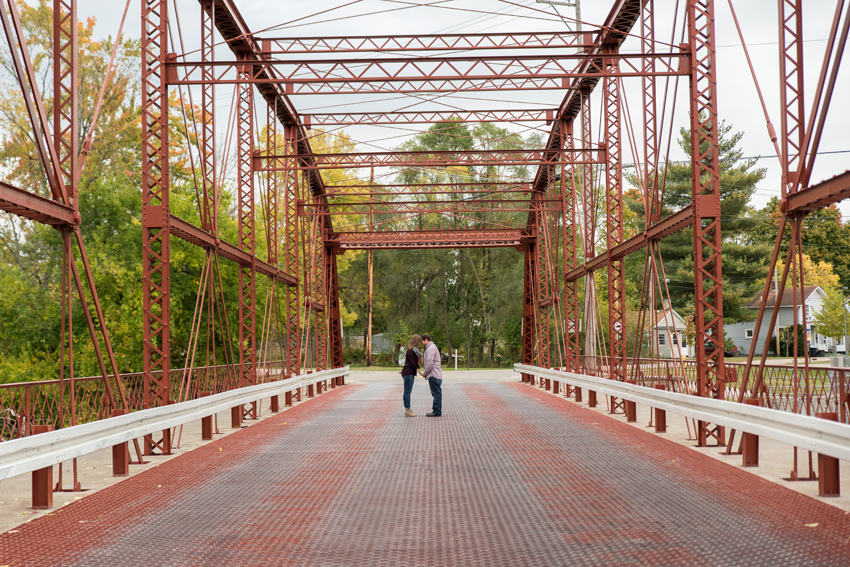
top-left (1, 382), bottom-right (848, 566)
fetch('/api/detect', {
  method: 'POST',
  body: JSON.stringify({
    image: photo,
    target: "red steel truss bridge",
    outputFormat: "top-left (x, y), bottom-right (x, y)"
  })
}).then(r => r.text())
top-left (0, 0), bottom-right (849, 564)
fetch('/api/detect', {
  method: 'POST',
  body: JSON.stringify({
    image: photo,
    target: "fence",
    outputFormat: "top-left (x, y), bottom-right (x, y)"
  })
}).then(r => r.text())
top-left (0, 360), bottom-right (288, 440)
top-left (570, 356), bottom-right (849, 423)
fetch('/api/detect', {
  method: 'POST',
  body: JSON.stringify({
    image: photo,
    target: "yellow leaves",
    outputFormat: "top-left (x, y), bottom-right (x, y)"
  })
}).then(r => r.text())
top-left (804, 523), bottom-right (819, 528)
top-left (776, 254), bottom-right (840, 291)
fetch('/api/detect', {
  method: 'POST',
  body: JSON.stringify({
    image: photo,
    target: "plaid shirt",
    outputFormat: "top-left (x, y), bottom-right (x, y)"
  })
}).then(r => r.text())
top-left (422, 342), bottom-right (443, 380)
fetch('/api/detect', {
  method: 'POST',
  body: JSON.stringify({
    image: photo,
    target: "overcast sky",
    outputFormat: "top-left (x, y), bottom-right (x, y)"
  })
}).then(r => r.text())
top-left (76, 0), bottom-right (849, 217)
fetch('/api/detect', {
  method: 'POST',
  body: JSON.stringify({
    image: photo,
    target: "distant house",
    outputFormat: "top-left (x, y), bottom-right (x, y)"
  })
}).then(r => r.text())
top-left (648, 307), bottom-right (692, 359)
top-left (725, 286), bottom-right (848, 356)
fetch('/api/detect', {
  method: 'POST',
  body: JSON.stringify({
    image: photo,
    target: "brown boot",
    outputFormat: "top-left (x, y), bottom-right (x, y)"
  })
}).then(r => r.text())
top-left (404, 409), bottom-right (417, 417)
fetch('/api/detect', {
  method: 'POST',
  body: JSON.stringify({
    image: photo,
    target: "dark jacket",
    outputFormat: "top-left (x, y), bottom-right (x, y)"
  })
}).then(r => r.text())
top-left (401, 347), bottom-right (421, 377)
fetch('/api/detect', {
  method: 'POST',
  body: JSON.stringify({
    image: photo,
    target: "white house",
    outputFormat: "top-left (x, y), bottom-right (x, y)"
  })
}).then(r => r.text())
top-left (725, 286), bottom-right (849, 356)
top-left (648, 307), bottom-right (692, 359)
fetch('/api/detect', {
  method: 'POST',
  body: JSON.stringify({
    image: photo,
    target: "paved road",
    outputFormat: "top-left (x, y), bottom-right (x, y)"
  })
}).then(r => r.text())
top-left (1, 382), bottom-right (848, 566)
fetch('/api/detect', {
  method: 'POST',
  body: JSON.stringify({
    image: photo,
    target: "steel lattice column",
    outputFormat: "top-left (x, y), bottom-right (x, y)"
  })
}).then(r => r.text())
top-left (688, 0), bottom-right (726, 446)
top-left (642, 0), bottom-right (661, 223)
top-left (604, 48), bottom-right (627, 385)
top-left (266, 103), bottom-right (280, 267)
top-left (521, 247), bottom-right (535, 382)
top-left (579, 88), bottom-right (598, 368)
top-left (284, 125), bottom-right (300, 379)
top-left (779, 0), bottom-right (805, 194)
top-left (326, 247), bottom-right (344, 372)
top-left (314, 211), bottom-right (328, 371)
top-left (199, 0), bottom-right (216, 233)
top-left (141, 0), bottom-right (171, 416)
top-left (53, 0), bottom-right (77, 200)
top-left (237, 65), bottom-right (257, 392)
top-left (534, 195), bottom-right (551, 369)
top-left (561, 120), bottom-right (580, 373)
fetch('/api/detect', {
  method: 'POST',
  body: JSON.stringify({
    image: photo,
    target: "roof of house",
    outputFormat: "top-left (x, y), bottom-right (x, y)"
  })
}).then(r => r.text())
top-left (745, 286), bottom-right (822, 309)
top-left (639, 308), bottom-right (684, 330)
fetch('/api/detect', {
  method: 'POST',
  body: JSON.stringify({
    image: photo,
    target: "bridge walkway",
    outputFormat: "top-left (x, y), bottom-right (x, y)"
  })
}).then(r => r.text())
top-left (0, 381), bottom-right (847, 566)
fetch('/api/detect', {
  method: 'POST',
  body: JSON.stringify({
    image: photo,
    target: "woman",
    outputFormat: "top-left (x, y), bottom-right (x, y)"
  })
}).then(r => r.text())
top-left (401, 334), bottom-right (423, 417)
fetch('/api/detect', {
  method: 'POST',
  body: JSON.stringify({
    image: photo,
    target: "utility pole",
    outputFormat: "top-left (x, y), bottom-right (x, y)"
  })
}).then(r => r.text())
top-left (843, 295), bottom-right (847, 360)
top-left (536, 0), bottom-right (582, 32)
top-left (365, 167), bottom-right (374, 367)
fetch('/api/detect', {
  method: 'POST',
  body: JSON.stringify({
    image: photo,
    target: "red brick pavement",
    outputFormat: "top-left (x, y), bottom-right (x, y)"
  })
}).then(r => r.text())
top-left (0, 381), bottom-right (847, 566)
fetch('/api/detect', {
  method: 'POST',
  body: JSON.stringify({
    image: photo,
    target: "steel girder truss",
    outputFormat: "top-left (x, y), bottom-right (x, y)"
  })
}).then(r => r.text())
top-left (0, 0), bottom-right (846, 479)
top-left (165, 51), bottom-right (690, 93)
top-left (255, 31), bottom-right (595, 54)
top-left (254, 148), bottom-right (604, 171)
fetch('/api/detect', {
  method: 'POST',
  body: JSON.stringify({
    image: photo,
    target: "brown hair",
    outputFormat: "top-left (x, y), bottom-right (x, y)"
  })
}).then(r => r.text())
top-left (408, 334), bottom-right (423, 350)
top-left (421, 333), bottom-right (432, 343)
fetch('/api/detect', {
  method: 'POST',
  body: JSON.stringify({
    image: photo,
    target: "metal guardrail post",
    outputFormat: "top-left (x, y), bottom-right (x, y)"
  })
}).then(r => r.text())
top-left (816, 412), bottom-right (840, 496)
top-left (201, 392), bottom-right (213, 440)
top-left (31, 424), bottom-right (53, 509)
top-left (654, 385), bottom-right (667, 432)
top-left (742, 399), bottom-right (761, 467)
top-left (231, 405), bottom-right (242, 428)
top-left (111, 409), bottom-right (130, 477)
top-left (625, 381), bottom-right (637, 422)
top-left (270, 380), bottom-right (280, 412)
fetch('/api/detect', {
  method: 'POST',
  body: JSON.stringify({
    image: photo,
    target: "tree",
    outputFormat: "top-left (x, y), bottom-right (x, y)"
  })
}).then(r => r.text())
top-left (624, 119), bottom-right (771, 322)
top-left (753, 200), bottom-right (850, 292)
top-left (812, 288), bottom-right (848, 351)
top-left (775, 253), bottom-right (841, 291)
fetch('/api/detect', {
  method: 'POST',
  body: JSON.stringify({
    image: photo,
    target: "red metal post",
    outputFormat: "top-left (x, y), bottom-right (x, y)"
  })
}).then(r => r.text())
top-left (521, 247), bottom-right (536, 383)
top-left (199, 0), bottom-right (216, 233)
top-left (742, 399), bottom-right (761, 467)
top-left (31, 425), bottom-right (54, 509)
top-left (534, 197), bottom-right (551, 370)
top-left (327, 250), bottom-right (344, 371)
top-left (688, 0), bottom-right (726, 447)
top-left (141, 0), bottom-right (171, 455)
top-left (779, 0), bottom-right (805, 194)
top-left (201, 391), bottom-right (213, 439)
top-left (562, 120), bottom-right (581, 376)
top-left (816, 412), bottom-right (840, 496)
top-left (237, 62), bottom-right (257, 407)
top-left (653, 384), bottom-right (667, 432)
top-left (604, 47), bottom-right (627, 390)
top-left (284, 125), bottom-right (301, 405)
top-left (110, 409), bottom-right (129, 476)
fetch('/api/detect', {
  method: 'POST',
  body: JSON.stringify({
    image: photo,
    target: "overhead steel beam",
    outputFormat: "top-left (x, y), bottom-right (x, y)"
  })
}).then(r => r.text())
top-left (785, 170), bottom-right (850, 213)
top-left (166, 52), bottom-right (687, 92)
top-left (0, 181), bottom-right (77, 226)
top-left (533, 0), bottom-right (647, 192)
top-left (255, 148), bottom-right (603, 171)
top-left (205, 0), bottom-right (328, 207)
top-left (334, 229), bottom-right (532, 250)
top-left (169, 215), bottom-right (296, 286)
top-left (303, 109), bottom-right (554, 126)
top-left (257, 31), bottom-right (593, 54)
top-left (565, 207), bottom-right (694, 282)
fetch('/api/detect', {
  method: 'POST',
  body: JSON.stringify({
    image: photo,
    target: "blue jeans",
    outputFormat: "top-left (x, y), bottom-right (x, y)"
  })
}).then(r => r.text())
top-left (428, 377), bottom-right (443, 415)
top-left (402, 374), bottom-right (415, 409)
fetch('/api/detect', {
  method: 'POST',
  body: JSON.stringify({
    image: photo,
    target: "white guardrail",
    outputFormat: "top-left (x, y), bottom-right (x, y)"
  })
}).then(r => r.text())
top-left (0, 366), bottom-right (349, 481)
top-left (515, 364), bottom-right (850, 462)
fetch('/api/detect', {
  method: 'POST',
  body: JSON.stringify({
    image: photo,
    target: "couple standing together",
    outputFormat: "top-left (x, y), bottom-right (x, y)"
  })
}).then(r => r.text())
top-left (400, 333), bottom-right (443, 417)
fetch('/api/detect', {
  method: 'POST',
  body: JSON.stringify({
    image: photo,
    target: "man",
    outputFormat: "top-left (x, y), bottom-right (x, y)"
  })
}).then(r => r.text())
top-left (419, 333), bottom-right (443, 417)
